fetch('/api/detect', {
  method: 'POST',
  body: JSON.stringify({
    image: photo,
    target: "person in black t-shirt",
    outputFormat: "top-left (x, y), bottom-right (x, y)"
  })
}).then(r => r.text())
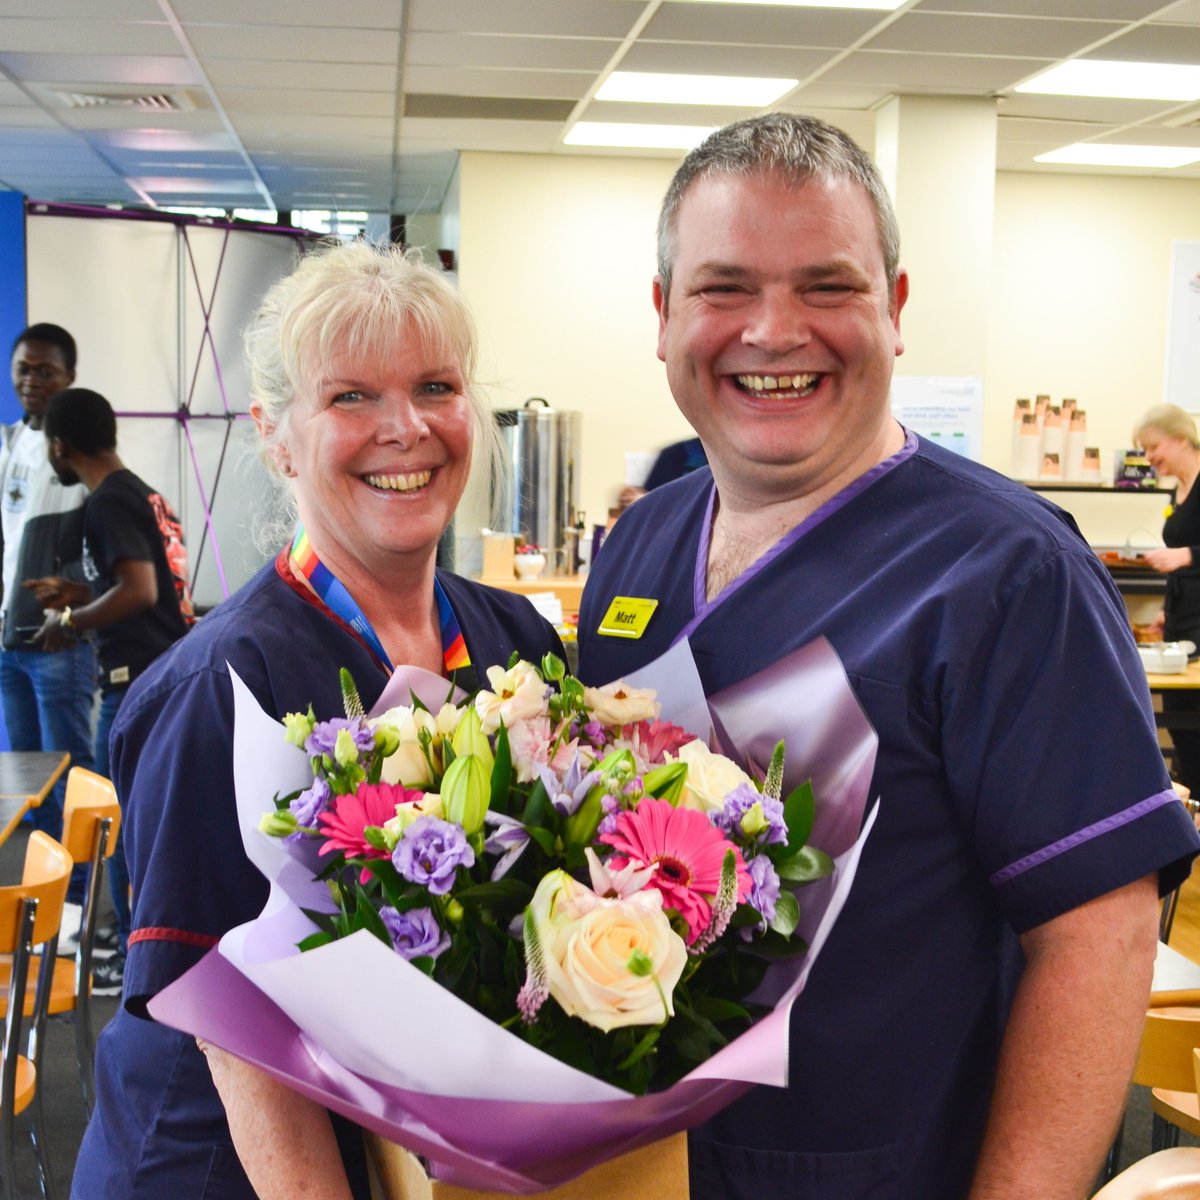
top-left (30, 386), bottom-right (194, 992)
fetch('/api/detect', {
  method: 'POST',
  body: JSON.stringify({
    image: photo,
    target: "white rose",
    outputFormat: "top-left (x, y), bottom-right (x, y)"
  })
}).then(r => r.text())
top-left (530, 871), bottom-right (687, 1033)
top-left (474, 661), bottom-right (549, 735)
top-left (371, 705), bottom-right (442, 787)
top-left (582, 681), bottom-right (660, 727)
top-left (381, 792), bottom-right (445, 845)
top-left (671, 741), bottom-right (755, 814)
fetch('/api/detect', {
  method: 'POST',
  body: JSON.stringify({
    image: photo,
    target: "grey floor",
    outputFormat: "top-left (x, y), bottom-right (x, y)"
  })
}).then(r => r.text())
top-left (0, 826), bottom-right (1195, 1199)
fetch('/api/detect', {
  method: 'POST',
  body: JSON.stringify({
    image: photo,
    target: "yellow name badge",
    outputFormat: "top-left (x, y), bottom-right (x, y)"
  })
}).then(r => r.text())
top-left (597, 596), bottom-right (659, 639)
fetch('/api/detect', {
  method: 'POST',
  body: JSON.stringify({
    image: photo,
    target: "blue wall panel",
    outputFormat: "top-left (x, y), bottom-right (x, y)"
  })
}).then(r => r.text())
top-left (0, 192), bottom-right (26, 428)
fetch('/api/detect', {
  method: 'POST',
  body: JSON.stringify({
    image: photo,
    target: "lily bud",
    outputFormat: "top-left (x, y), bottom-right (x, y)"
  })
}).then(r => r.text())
top-left (441, 753), bottom-right (491, 835)
top-left (334, 728), bottom-right (361, 769)
top-left (642, 761), bottom-right (688, 806)
top-left (373, 723), bottom-right (401, 757)
top-left (451, 707), bottom-right (495, 772)
top-left (739, 800), bottom-right (770, 839)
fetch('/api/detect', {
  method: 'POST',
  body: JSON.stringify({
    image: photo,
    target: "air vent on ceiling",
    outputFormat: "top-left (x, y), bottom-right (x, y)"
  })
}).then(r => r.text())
top-left (51, 89), bottom-right (198, 112)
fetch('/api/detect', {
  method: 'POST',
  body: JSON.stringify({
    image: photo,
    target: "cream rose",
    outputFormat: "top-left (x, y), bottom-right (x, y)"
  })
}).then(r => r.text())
top-left (381, 792), bottom-right (445, 845)
top-left (474, 661), bottom-right (549, 735)
top-left (582, 680), bottom-right (660, 727)
top-left (671, 741), bottom-right (756, 814)
top-left (529, 871), bottom-right (687, 1032)
top-left (371, 703), bottom-right (461, 788)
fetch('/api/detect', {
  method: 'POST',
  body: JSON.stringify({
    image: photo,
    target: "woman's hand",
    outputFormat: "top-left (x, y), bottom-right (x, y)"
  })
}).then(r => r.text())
top-left (1143, 547), bottom-right (1194, 573)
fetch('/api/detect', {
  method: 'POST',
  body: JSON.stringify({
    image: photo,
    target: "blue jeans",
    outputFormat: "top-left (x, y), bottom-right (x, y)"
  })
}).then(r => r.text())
top-left (0, 641), bottom-right (97, 902)
top-left (95, 687), bottom-right (130, 955)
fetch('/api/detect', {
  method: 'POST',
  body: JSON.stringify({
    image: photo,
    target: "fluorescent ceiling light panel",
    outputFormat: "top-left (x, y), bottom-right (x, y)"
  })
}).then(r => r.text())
top-left (1035, 143), bottom-right (1200, 168)
top-left (564, 122), bottom-right (715, 150)
top-left (677, 0), bottom-right (903, 8)
top-left (1016, 60), bottom-right (1200, 102)
top-left (597, 72), bottom-right (797, 107)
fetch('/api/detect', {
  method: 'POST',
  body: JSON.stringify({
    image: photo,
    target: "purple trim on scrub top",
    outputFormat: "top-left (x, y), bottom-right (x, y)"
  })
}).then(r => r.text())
top-left (673, 428), bottom-right (920, 647)
top-left (990, 789), bottom-right (1180, 885)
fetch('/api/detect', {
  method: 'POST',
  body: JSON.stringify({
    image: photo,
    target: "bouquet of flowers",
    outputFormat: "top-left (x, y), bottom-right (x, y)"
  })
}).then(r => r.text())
top-left (149, 638), bottom-right (878, 1193)
top-left (258, 653), bottom-right (832, 1096)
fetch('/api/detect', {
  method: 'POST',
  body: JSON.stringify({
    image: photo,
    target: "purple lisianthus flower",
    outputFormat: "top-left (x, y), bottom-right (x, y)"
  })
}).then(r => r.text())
top-left (288, 777), bottom-right (332, 838)
top-left (380, 905), bottom-right (449, 961)
top-left (746, 855), bottom-right (781, 927)
top-left (305, 716), bottom-right (375, 759)
top-left (712, 783), bottom-right (787, 847)
top-left (579, 720), bottom-right (609, 751)
top-left (484, 812), bottom-right (531, 880)
top-left (535, 754), bottom-right (600, 819)
top-left (393, 815), bottom-right (475, 895)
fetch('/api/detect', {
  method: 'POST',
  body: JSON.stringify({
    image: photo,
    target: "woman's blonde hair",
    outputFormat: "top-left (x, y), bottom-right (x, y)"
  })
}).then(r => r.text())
top-left (1134, 403), bottom-right (1200, 450)
top-left (244, 239), bottom-right (504, 539)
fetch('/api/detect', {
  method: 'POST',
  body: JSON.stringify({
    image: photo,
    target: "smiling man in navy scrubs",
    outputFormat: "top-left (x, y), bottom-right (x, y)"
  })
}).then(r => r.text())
top-left (578, 113), bottom-right (1200, 1200)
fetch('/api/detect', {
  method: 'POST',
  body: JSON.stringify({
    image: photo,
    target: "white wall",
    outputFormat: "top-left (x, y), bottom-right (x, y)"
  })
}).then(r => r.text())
top-left (457, 151), bottom-right (691, 536)
top-left (454, 149), bottom-right (1200, 525)
top-left (986, 171), bottom-right (1200, 476)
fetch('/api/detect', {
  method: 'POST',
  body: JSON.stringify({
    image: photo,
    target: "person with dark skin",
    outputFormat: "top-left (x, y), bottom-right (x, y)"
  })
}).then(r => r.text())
top-left (29, 386), bottom-right (194, 992)
top-left (0, 324), bottom-right (95, 846)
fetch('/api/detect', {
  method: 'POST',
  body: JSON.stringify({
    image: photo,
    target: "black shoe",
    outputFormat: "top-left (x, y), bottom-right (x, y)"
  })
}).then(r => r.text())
top-left (93, 921), bottom-right (120, 953)
top-left (91, 952), bottom-right (125, 995)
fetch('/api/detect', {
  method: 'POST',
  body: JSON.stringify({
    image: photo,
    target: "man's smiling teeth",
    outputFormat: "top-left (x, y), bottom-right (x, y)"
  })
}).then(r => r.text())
top-left (736, 373), bottom-right (818, 393)
top-left (364, 469), bottom-right (432, 492)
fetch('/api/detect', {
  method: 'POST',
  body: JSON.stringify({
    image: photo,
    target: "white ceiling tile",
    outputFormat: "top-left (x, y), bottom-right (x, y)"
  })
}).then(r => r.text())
top-left (203, 59), bottom-right (398, 91)
top-left (0, 1), bottom-right (159, 16)
top-left (55, 108), bottom-right (227, 132)
top-left (0, 109), bottom-right (58, 128)
top-left (1089, 23), bottom-right (1200, 63)
top-left (0, 18), bottom-right (178, 55)
top-left (409, 0), bottom-right (640, 39)
top-left (171, 0), bottom-right (402, 27)
top-left (865, 13), bottom-right (1121, 58)
top-left (645, 3), bottom-right (881, 47)
top-left (216, 88), bottom-right (396, 118)
top-left (620, 41), bottom-right (831, 77)
top-left (823, 51), bottom-right (1044, 91)
top-left (230, 112), bottom-right (394, 137)
top-left (997, 92), bottom-right (1174, 123)
top-left (399, 117), bottom-right (565, 152)
top-left (917, 0), bottom-right (1164, 17)
top-left (1156, 0), bottom-right (1200, 25)
top-left (996, 117), bottom-right (1108, 145)
top-left (581, 98), bottom-right (762, 126)
top-left (785, 82), bottom-right (892, 110)
top-left (185, 24), bottom-right (401, 64)
top-left (406, 33), bottom-right (618, 72)
top-left (0, 53), bottom-right (201, 86)
top-left (401, 66), bottom-right (592, 101)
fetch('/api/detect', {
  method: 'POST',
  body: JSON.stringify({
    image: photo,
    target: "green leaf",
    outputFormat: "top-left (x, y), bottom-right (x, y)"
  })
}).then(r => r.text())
top-left (769, 889), bottom-right (800, 939)
top-left (616, 1028), bottom-right (660, 1071)
top-left (775, 846), bottom-right (834, 883)
top-left (455, 877), bottom-right (534, 910)
top-left (298, 930), bottom-right (334, 952)
top-left (490, 724), bottom-right (513, 816)
top-left (781, 780), bottom-right (815, 852)
top-left (351, 881), bottom-right (393, 948)
top-left (691, 995), bottom-right (752, 1024)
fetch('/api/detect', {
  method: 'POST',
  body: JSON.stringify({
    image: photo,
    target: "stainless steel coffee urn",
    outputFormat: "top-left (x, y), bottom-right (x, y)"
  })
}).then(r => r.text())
top-left (496, 398), bottom-right (583, 575)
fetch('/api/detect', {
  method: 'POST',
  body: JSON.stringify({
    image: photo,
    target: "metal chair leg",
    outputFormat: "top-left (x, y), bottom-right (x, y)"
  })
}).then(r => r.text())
top-left (27, 1088), bottom-right (56, 1200)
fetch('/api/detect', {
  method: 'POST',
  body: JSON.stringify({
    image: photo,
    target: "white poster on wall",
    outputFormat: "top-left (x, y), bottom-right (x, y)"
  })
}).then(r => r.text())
top-left (890, 375), bottom-right (983, 461)
top-left (1165, 240), bottom-right (1200, 412)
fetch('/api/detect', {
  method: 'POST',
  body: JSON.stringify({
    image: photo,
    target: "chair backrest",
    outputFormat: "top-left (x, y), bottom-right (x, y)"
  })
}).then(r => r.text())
top-left (60, 768), bottom-right (120, 865)
top-left (1134, 1006), bottom-right (1200, 1093)
top-left (0, 832), bottom-right (73, 953)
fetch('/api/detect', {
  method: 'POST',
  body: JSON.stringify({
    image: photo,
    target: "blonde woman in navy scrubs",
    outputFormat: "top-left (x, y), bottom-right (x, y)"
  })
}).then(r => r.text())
top-left (72, 242), bottom-right (561, 1200)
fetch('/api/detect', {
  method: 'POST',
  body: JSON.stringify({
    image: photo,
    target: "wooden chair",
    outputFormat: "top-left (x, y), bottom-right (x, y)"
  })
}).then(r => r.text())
top-left (0, 768), bottom-right (120, 1112)
top-left (0, 831), bottom-right (72, 1200)
top-left (1093, 1050), bottom-right (1200, 1199)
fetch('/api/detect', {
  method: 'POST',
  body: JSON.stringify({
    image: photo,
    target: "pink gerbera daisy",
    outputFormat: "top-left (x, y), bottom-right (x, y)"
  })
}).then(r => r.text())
top-left (318, 781), bottom-right (424, 879)
top-left (600, 797), bottom-right (751, 943)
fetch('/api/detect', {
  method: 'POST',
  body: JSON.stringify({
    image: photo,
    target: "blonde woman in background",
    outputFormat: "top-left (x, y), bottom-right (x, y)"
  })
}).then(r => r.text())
top-left (1136, 403), bottom-right (1200, 793)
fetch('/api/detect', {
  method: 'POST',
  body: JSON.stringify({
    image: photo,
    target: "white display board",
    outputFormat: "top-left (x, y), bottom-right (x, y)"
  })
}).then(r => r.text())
top-left (1165, 240), bottom-right (1200, 413)
top-left (890, 375), bottom-right (983, 461)
top-left (26, 213), bottom-right (303, 607)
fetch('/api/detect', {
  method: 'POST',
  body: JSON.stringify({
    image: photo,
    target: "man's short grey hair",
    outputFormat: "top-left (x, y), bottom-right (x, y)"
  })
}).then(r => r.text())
top-left (656, 113), bottom-right (901, 304)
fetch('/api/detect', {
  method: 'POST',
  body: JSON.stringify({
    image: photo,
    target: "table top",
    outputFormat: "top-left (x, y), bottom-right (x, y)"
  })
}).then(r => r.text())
top-left (0, 751), bottom-right (70, 847)
top-left (1145, 661), bottom-right (1200, 690)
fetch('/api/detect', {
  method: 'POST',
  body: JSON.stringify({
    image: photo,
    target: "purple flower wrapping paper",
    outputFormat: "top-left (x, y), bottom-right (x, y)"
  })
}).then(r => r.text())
top-left (148, 637), bottom-right (878, 1193)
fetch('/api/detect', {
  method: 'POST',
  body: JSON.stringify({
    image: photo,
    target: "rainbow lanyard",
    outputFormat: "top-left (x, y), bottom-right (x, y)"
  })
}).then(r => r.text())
top-left (289, 527), bottom-right (470, 675)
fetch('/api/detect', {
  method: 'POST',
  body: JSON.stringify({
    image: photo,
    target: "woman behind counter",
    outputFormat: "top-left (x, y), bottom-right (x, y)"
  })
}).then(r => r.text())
top-left (72, 241), bottom-right (562, 1199)
top-left (1136, 403), bottom-right (1200, 794)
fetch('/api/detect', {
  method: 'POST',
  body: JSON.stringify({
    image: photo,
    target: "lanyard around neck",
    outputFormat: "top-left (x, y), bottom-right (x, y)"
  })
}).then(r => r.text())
top-left (288, 526), bottom-right (471, 675)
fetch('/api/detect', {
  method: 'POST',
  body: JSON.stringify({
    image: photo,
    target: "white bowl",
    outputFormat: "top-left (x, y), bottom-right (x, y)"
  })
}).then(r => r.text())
top-left (1139, 643), bottom-right (1191, 674)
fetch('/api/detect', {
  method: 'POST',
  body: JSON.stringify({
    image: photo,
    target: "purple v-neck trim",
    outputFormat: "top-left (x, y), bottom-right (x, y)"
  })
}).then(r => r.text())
top-left (673, 429), bottom-right (919, 647)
